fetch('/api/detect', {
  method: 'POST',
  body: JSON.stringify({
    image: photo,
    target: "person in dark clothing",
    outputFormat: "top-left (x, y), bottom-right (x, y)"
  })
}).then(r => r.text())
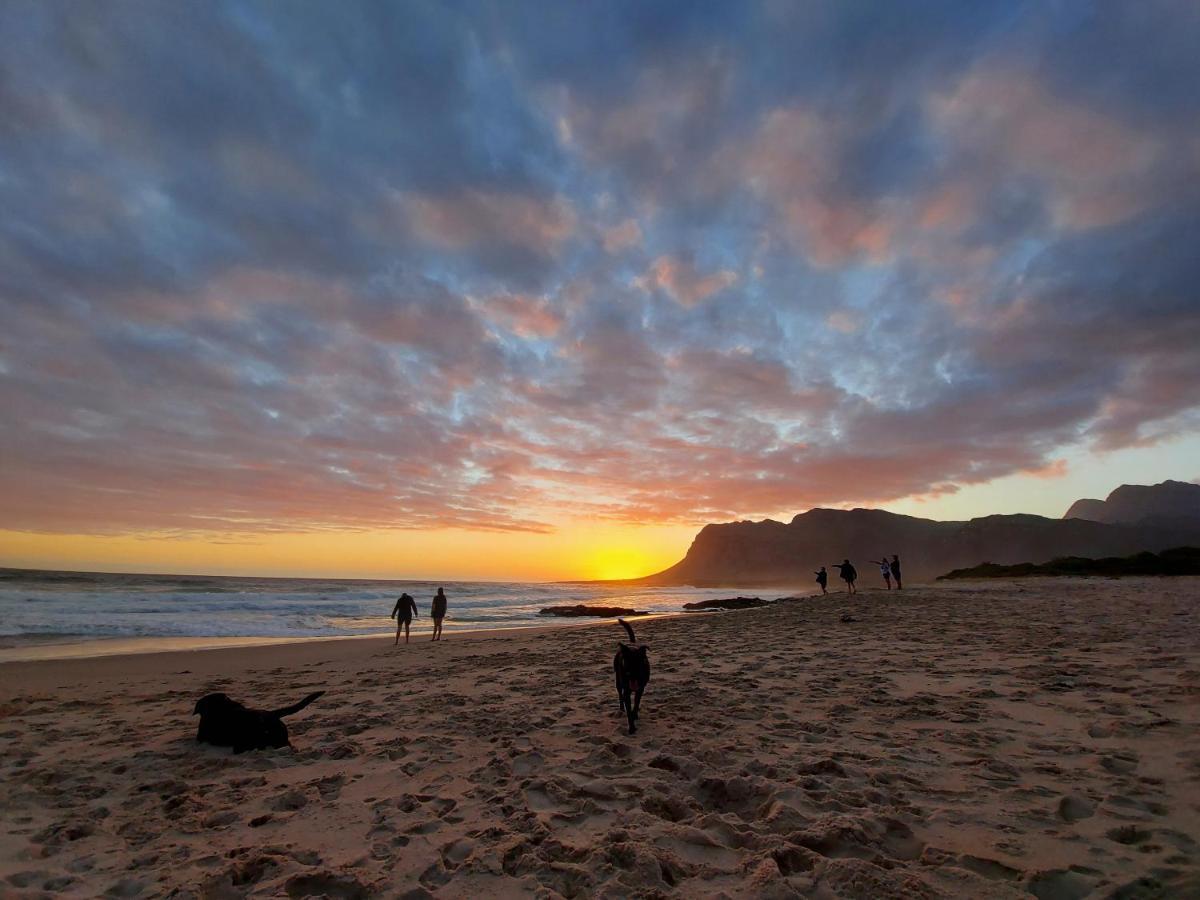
top-left (889, 555), bottom-right (903, 590)
top-left (814, 567), bottom-right (828, 595)
top-left (833, 560), bottom-right (857, 594)
top-left (390, 592), bottom-right (418, 645)
top-left (431, 587), bottom-right (448, 641)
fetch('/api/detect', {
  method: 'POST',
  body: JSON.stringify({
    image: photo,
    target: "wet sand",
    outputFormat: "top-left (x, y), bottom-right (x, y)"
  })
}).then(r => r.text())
top-left (1, 578), bottom-right (1198, 897)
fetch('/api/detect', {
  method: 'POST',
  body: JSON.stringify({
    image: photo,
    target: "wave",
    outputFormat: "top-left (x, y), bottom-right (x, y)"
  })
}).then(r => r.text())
top-left (0, 571), bottom-right (798, 642)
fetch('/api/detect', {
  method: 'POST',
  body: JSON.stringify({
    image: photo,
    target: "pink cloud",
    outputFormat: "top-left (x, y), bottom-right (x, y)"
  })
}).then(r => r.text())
top-left (478, 293), bottom-right (564, 338)
top-left (402, 189), bottom-right (576, 253)
top-left (601, 217), bottom-right (642, 253)
top-left (825, 310), bottom-right (861, 334)
top-left (734, 107), bottom-right (902, 266)
top-left (638, 255), bottom-right (737, 306)
top-left (930, 66), bottom-right (1165, 230)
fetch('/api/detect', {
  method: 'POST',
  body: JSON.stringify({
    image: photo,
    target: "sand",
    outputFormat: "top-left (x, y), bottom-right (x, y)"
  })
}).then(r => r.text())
top-left (1, 577), bottom-right (1198, 898)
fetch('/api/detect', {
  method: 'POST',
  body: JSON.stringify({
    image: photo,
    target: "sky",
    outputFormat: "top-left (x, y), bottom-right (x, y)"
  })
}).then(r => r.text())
top-left (2, 1), bottom-right (1199, 581)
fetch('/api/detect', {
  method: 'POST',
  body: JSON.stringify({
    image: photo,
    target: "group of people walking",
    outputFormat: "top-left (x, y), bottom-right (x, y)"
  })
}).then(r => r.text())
top-left (814, 555), bottom-right (902, 595)
top-left (390, 587), bottom-right (448, 644)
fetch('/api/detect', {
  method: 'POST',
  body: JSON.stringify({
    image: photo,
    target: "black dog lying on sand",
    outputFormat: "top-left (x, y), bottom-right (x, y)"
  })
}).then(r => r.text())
top-left (194, 691), bottom-right (324, 753)
top-left (614, 619), bottom-right (650, 734)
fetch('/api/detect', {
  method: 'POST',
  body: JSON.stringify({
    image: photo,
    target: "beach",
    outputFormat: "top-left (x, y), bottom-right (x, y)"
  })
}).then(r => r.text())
top-left (2, 578), bottom-right (1198, 898)
top-left (0, 569), bottom-right (786, 661)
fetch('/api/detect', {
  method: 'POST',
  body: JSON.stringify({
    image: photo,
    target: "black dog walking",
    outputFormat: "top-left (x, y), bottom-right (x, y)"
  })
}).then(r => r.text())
top-left (614, 619), bottom-right (650, 734)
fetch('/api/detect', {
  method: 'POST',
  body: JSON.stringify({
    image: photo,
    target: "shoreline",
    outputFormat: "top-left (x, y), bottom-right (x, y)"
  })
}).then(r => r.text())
top-left (0, 620), bottom-right (611, 695)
top-left (1, 578), bottom-right (1197, 895)
top-left (0, 610), bottom-right (697, 683)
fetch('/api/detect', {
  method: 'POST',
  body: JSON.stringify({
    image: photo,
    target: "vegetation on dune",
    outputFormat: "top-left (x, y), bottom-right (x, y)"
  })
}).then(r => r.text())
top-left (937, 547), bottom-right (1200, 580)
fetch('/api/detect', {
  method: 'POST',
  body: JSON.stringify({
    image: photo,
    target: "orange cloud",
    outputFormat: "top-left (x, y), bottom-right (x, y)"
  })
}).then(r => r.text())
top-left (1023, 458), bottom-right (1069, 479)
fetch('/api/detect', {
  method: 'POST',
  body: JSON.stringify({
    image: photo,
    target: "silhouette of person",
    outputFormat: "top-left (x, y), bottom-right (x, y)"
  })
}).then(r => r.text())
top-left (870, 556), bottom-right (892, 589)
top-left (390, 592), bottom-right (418, 645)
top-left (890, 555), bottom-right (903, 590)
top-left (814, 567), bottom-right (828, 595)
top-left (833, 559), bottom-right (857, 594)
top-left (431, 587), bottom-right (448, 641)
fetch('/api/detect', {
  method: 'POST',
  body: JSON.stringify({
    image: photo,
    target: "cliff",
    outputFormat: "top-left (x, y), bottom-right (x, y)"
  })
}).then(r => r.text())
top-left (1064, 480), bottom-right (1200, 524)
top-left (636, 505), bottom-right (1200, 587)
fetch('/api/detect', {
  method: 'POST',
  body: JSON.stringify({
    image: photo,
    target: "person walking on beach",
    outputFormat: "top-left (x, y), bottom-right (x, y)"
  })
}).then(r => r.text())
top-left (390, 592), bottom-right (418, 645)
top-left (431, 587), bottom-right (448, 641)
top-left (814, 566), bottom-right (828, 595)
top-left (889, 555), bottom-right (903, 590)
top-left (870, 556), bottom-right (892, 589)
top-left (833, 559), bottom-right (857, 594)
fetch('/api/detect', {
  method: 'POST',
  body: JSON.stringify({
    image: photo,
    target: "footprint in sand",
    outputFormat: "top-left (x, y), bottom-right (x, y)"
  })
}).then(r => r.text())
top-left (1026, 867), bottom-right (1098, 900)
top-left (1056, 795), bottom-right (1094, 823)
top-left (284, 871), bottom-right (372, 899)
top-left (510, 751), bottom-right (543, 777)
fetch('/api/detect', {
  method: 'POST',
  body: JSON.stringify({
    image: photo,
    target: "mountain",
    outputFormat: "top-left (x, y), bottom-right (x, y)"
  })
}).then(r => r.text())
top-left (635, 505), bottom-right (1200, 587)
top-left (1063, 480), bottom-right (1200, 524)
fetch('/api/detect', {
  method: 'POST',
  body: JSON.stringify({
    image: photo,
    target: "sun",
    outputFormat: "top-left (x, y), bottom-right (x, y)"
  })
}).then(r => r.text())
top-left (583, 545), bottom-right (664, 581)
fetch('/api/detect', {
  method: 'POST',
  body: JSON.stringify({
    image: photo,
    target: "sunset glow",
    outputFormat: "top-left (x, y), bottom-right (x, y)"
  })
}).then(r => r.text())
top-left (2, 3), bottom-right (1199, 580)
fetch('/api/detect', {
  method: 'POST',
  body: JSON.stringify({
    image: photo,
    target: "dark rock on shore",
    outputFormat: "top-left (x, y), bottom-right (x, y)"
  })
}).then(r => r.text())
top-left (682, 596), bottom-right (768, 611)
top-left (539, 604), bottom-right (650, 617)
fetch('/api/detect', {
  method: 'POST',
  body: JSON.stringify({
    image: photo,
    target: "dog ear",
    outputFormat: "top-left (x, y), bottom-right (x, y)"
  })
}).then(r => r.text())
top-left (194, 693), bottom-right (223, 715)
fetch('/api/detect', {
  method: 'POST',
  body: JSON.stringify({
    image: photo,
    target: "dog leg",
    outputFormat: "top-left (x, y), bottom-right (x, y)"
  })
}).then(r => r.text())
top-left (614, 660), bottom-right (626, 714)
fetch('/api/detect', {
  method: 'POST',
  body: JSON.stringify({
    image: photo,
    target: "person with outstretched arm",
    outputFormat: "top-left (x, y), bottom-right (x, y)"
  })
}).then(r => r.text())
top-left (390, 592), bottom-right (418, 645)
top-left (833, 559), bottom-right (857, 594)
top-left (869, 556), bottom-right (892, 589)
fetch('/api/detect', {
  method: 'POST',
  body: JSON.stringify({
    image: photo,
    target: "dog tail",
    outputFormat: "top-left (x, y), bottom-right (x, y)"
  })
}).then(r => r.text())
top-left (273, 691), bottom-right (325, 718)
top-left (618, 618), bottom-right (637, 644)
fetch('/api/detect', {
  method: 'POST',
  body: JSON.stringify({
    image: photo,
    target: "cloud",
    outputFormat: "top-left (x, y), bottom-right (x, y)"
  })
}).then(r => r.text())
top-left (638, 255), bottom-right (737, 306)
top-left (477, 293), bottom-right (565, 338)
top-left (402, 189), bottom-right (576, 254)
top-left (602, 218), bottom-right (642, 253)
top-left (2, 1), bottom-right (1199, 540)
top-left (930, 66), bottom-right (1166, 230)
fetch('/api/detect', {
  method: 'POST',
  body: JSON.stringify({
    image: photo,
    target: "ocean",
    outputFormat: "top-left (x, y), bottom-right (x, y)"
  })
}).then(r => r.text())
top-left (0, 568), bottom-right (798, 659)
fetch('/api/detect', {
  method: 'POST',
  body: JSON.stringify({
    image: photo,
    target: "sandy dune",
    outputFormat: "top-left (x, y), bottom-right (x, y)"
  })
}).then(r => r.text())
top-left (2, 578), bottom-right (1198, 897)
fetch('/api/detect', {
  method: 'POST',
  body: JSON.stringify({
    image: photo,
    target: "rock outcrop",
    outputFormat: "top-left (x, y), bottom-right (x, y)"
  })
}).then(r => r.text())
top-left (682, 597), bottom-right (768, 611)
top-left (1063, 480), bottom-right (1200, 524)
top-left (633, 498), bottom-right (1200, 587)
top-left (539, 604), bottom-right (650, 617)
